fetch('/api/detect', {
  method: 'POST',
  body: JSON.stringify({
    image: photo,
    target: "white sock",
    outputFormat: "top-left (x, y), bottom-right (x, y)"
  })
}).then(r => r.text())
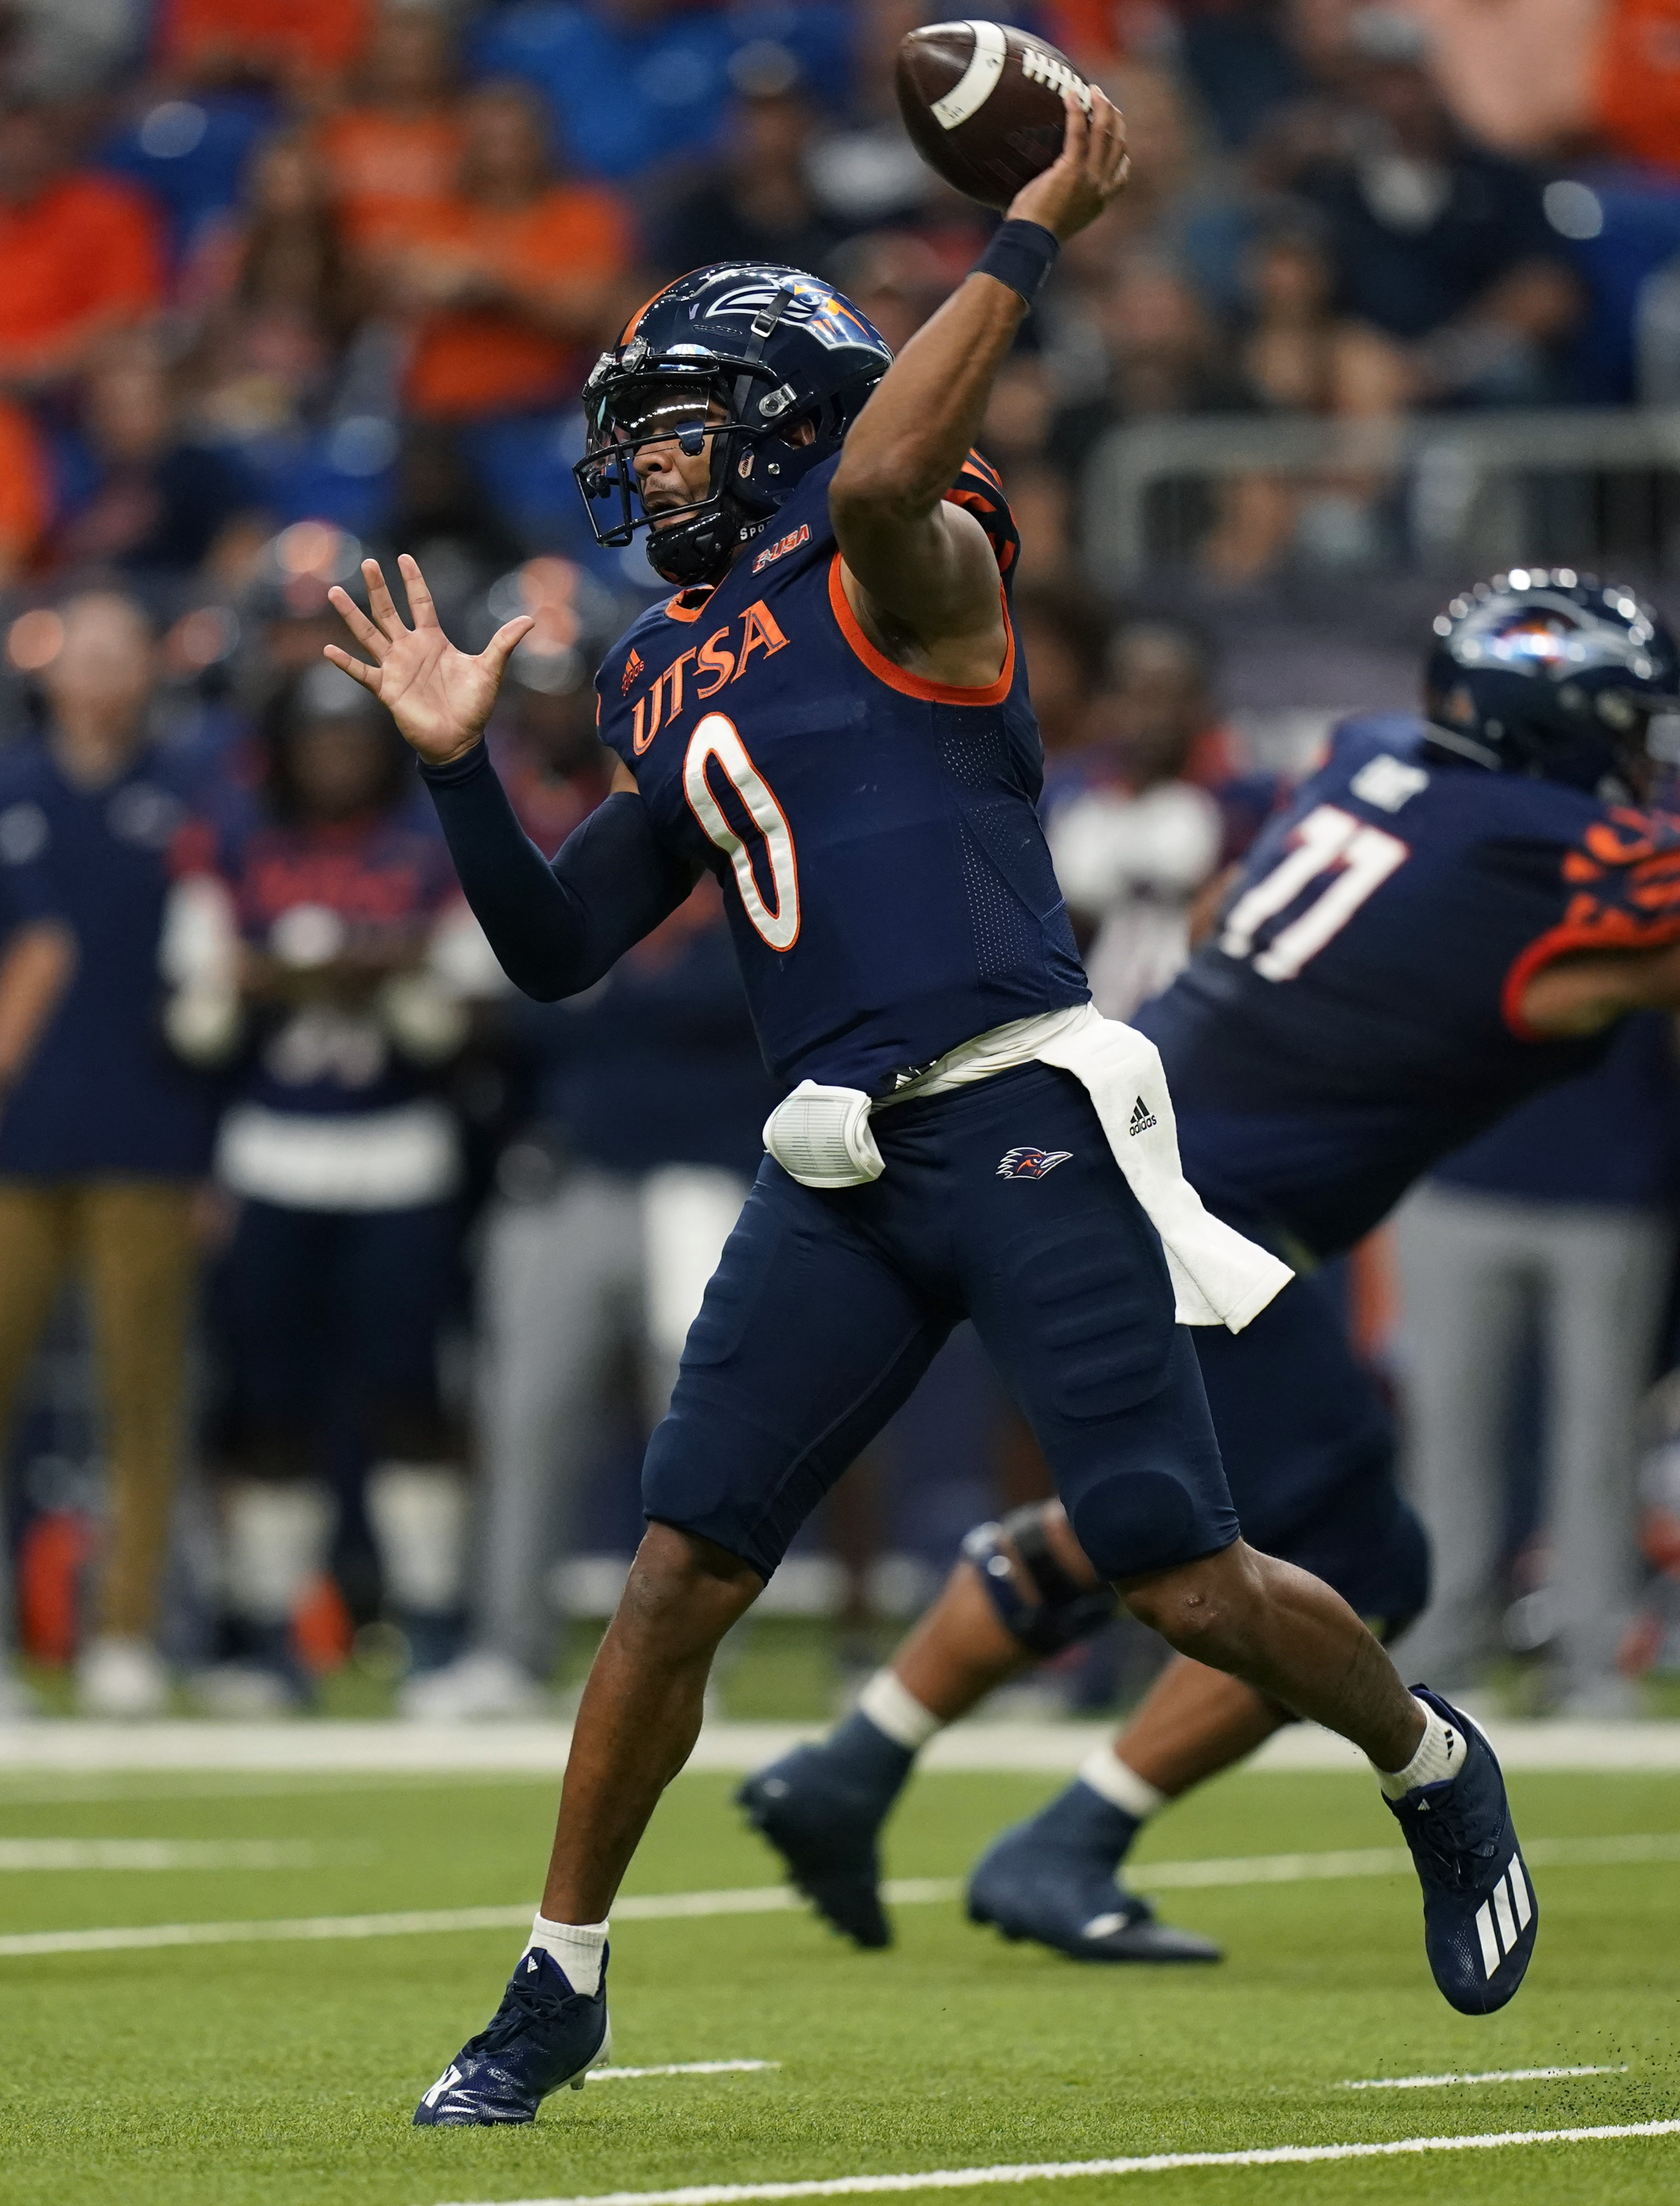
top-left (858, 1668), bottom-right (941, 1751)
top-left (366, 1463), bottom-right (469, 1613)
top-left (223, 1481), bottom-right (334, 1625)
top-left (1374, 1694), bottom-right (1468, 1799)
top-left (525, 1911), bottom-right (608, 1996)
top-left (1078, 1746), bottom-right (1167, 1820)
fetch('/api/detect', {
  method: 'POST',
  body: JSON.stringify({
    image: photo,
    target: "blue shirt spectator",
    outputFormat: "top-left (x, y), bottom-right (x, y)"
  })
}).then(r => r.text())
top-left (469, 1), bottom-right (853, 184)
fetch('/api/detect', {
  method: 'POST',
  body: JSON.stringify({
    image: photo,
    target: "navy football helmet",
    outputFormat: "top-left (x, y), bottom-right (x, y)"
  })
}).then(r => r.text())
top-left (573, 264), bottom-right (892, 588)
top-left (1424, 570), bottom-right (1680, 794)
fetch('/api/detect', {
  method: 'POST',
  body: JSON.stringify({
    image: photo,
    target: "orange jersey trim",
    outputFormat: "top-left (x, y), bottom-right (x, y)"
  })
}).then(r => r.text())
top-left (826, 555), bottom-right (1015, 707)
top-left (665, 591), bottom-right (710, 624)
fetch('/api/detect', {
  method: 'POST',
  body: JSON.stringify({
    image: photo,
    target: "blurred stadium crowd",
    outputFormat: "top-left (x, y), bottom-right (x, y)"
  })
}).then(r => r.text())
top-left (4, 0), bottom-right (1680, 1725)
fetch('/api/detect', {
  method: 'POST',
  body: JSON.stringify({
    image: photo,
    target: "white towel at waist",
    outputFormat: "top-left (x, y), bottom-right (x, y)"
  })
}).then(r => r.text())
top-left (762, 1004), bottom-right (1291, 1334)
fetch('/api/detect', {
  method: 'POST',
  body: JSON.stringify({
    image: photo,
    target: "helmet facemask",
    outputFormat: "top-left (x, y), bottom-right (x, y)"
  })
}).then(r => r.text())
top-left (575, 353), bottom-right (793, 588)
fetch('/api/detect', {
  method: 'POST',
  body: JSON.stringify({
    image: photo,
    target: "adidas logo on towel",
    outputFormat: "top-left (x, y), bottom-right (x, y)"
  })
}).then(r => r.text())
top-left (1128, 1096), bottom-right (1157, 1137)
top-left (1474, 1853), bottom-right (1533, 1977)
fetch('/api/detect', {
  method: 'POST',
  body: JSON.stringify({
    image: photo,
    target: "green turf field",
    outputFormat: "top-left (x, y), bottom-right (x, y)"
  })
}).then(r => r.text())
top-left (0, 1759), bottom-right (1674, 2206)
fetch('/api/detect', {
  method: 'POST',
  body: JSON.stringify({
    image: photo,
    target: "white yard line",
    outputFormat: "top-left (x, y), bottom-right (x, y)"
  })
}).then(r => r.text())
top-left (1137, 1832), bottom-right (1680, 1889)
top-left (589, 2063), bottom-right (779, 2084)
top-left (422, 2123), bottom-right (1680, 2206)
top-left (1341, 2066), bottom-right (1628, 2090)
top-left (0, 1839), bottom-right (324, 1870)
top-left (4, 1716), bottom-right (1680, 1775)
top-left (0, 1835), bottom-right (1670, 1959)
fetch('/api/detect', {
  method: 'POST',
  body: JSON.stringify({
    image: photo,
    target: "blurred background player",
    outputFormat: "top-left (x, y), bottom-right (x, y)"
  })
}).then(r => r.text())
top-left (165, 659), bottom-right (487, 1709)
top-left (743, 571), bottom-right (1680, 1964)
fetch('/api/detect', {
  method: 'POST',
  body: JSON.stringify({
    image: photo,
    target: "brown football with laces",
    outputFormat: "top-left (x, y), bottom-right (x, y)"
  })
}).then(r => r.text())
top-left (895, 20), bottom-right (1096, 211)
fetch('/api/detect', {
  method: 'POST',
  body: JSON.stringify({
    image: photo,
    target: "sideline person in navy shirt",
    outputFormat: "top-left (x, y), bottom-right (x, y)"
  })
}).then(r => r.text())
top-left (0, 590), bottom-right (218, 1718)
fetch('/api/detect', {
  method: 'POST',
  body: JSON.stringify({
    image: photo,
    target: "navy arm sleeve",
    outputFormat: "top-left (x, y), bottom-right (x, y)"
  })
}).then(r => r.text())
top-left (420, 743), bottom-right (699, 1002)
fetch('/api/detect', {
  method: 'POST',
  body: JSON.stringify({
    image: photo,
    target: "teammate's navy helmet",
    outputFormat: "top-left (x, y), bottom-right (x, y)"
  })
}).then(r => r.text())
top-left (1424, 570), bottom-right (1680, 793)
top-left (573, 264), bottom-right (893, 588)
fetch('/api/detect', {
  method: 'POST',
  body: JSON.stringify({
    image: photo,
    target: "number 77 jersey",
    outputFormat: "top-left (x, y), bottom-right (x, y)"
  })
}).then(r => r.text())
top-left (1136, 712), bottom-right (1680, 1260)
top-left (593, 450), bottom-right (1088, 1096)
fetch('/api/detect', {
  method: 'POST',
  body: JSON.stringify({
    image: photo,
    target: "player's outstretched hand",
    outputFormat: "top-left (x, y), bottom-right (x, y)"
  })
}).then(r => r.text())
top-left (325, 554), bottom-right (534, 768)
top-left (1007, 85), bottom-right (1129, 243)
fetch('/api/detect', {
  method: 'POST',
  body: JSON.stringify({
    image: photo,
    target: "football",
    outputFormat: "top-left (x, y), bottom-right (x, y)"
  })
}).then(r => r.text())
top-left (895, 20), bottom-right (1095, 212)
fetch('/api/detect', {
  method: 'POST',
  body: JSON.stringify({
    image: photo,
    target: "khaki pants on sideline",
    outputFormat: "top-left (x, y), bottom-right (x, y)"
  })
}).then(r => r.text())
top-left (0, 1177), bottom-right (197, 1639)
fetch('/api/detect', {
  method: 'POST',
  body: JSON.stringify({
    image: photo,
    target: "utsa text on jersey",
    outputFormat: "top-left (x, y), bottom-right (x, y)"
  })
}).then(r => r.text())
top-left (629, 599), bottom-right (790, 755)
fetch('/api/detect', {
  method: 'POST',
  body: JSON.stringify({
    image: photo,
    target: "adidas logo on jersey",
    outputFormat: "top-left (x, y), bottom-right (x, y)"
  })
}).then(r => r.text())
top-left (1128, 1096), bottom-right (1157, 1136)
top-left (620, 648), bottom-right (644, 697)
top-left (996, 1145), bottom-right (1072, 1179)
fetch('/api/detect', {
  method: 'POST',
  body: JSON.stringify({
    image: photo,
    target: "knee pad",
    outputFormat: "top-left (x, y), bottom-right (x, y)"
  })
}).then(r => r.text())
top-left (962, 1504), bottom-right (1118, 1656)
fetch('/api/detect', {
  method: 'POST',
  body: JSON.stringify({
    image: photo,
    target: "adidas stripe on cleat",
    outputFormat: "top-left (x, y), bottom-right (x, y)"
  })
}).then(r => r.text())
top-left (1475, 1852), bottom-right (1535, 1980)
top-left (412, 1945), bottom-right (611, 2125)
top-left (1386, 1688), bottom-right (1538, 2016)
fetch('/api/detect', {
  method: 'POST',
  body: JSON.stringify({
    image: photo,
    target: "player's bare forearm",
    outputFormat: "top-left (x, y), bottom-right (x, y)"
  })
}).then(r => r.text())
top-left (1519, 936), bottom-right (1680, 1035)
top-left (831, 87), bottom-right (1128, 644)
top-left (832, 271), bottom-right (1025, 559)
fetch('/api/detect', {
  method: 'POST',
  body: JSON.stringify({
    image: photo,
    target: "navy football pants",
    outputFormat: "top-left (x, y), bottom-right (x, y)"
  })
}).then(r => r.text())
top-left (644, 1063), bottom-right (1236, 1583)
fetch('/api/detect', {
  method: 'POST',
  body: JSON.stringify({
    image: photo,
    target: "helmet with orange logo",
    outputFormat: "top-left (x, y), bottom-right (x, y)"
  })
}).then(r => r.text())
top-left (574, 263), bottom-right (892, 589)
top-left (1425, 570), bottom-right (1680, 794)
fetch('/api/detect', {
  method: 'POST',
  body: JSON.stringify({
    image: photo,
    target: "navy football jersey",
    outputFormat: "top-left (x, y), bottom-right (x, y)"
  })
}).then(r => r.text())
top-left (1137, 714), bottom-right (1680, 1257)
top-left (595, 450), bottom-right (1088, 1096)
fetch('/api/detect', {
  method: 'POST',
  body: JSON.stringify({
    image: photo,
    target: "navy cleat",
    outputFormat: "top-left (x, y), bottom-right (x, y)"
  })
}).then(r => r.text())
top-left (737, 1731), bottom-right (902, 1949)
top-left (967, 1792), bottom-right (1222, 1964)
top-left (413, 1945), bottom-right (610, 2125)
top-left (1385, 1688), bottom-right (1538, 2016)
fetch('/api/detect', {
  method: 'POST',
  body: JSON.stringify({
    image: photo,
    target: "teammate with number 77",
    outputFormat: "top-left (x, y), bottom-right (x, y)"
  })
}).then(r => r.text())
top-left (329, 89), bottom-right (1548, 2128)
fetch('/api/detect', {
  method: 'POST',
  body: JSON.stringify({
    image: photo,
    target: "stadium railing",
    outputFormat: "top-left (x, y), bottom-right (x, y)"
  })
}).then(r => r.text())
top-left (1083, 406), bottom-right (1680, 588)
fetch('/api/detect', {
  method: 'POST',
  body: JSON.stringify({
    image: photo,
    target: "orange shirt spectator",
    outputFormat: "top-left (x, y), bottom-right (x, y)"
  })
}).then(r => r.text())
top-left (157, 0), bottom-right (372, 88)
top-left (0, 111), bottom-right (163, 388)
top-left (1597, 0), bottom-right (1680, 174)
top-left (384, 87), bottom-right (633, 422)
top-left (322, 110), bottom-right (466, 245)
top-left (0, 397), bottom-right (50, 580)
top-left (318, 7), bottom-right (464, 247)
